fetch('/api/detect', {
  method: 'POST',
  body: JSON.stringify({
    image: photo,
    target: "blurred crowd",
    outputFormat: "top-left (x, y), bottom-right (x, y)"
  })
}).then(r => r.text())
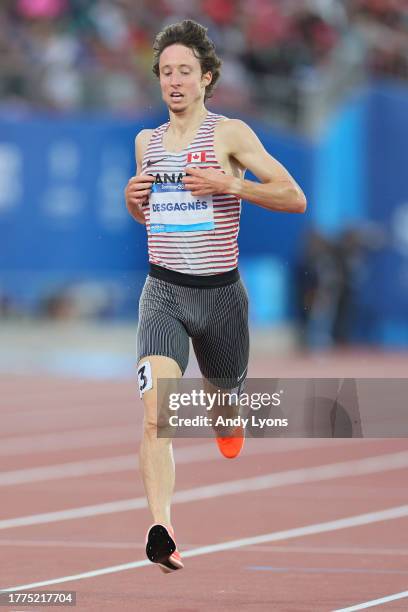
top-left (0, 0), bottom-right (407, 119)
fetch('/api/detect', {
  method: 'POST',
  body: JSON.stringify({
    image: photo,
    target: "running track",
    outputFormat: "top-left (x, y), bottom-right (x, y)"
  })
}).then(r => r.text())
top-left (1, 352), bottom-right (408, 611)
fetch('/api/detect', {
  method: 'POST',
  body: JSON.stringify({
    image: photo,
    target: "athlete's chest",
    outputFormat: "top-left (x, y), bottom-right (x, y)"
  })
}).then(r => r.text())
top-left (162, 131), bottom-right (198, 154)
top-left (159, 123), bottom-right (243, 180)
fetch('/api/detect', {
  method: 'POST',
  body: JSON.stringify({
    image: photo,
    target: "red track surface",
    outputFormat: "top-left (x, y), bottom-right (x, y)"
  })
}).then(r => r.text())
top-left (1, 363), bottom-right (408, 611)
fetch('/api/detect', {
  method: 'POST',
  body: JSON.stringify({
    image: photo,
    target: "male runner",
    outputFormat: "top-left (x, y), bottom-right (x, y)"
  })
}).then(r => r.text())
top-left (124, 19), bottom-right (306, 573)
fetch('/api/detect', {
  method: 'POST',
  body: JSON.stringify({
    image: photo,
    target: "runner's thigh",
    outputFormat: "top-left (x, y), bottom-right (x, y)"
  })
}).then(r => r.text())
top-left (192, 279), bottom-right (249, 388)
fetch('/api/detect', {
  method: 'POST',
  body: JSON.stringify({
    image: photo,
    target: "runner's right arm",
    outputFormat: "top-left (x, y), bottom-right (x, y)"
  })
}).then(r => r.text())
top-left (125, 129), bottom-right (155, 225)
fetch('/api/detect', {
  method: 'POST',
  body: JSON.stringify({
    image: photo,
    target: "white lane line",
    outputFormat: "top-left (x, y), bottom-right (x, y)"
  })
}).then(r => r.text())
top-left (0, 405), bottom-right (132, 425)
top-left (0, 441), bottom-right (239, 486)
top-left (0, 443), bottom-right (220, 486)
top-left (0, 439), bottom-right (374, 486)
top-left (0, 538), bottom-right (196, 550)
top-left (1, 504), bottom-right (408, 592)
top-left (240, 544), bottom-right (408, 556)
top-left (333, 589), bottom-right (408, 611)
top-left (2, 540), bottom-right (408, 557)
top-left (0, 539), bottom-right (144, 550)
top-left (0, 456), bottom-right (137, 486)
top-left (1, 449), bottom-right (408, 530)
top-left (247, 566), bottom-right (408, 576)
top-left (0, 426), bottom-right (138, 456)
top-left (0, 429), bottom-right (354, 457)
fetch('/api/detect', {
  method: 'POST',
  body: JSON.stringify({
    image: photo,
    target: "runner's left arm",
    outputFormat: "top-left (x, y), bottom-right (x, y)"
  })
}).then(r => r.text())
top-left (183, 120), bottom-right (306, 213)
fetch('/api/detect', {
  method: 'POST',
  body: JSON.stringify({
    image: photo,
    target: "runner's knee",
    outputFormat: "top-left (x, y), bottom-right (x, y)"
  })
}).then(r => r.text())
top-left (138, 355), bottom-right (181, 437)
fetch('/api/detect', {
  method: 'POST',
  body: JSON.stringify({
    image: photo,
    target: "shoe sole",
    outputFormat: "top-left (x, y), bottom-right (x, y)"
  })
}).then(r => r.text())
top-left (146, 524), bottom-right (183, 572)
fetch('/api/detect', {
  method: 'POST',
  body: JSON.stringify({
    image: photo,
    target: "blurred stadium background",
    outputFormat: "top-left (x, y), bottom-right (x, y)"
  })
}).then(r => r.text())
top-left (0, 0), bottom-right (407, 377)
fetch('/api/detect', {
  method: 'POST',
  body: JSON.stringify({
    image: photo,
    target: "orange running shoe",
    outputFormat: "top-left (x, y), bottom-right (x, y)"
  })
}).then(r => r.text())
top-left (216, 424), bottom-right (245, 459)
top-left (145, 524), bottom-right (184, 573)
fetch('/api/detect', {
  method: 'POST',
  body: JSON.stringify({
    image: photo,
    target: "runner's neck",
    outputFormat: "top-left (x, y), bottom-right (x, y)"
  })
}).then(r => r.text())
top-left (167, 107), bottom-right (208, 140)
top-left (163, 108), bottom-right (209, 154)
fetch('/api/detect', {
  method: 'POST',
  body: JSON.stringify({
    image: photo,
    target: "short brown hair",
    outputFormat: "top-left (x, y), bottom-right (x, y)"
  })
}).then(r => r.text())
top-left (152, 20), bottom-right (222, 101)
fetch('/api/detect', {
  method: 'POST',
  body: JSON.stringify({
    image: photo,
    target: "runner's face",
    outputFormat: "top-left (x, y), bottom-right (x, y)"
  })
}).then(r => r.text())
top-left (159, 44), bottom-right (211, 112)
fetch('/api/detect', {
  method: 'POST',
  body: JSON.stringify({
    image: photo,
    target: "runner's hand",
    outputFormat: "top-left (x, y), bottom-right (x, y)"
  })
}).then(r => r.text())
top-left (182, 167), bottom-right (232, 196)
top-left (125, 174), bottom-right (155, 224)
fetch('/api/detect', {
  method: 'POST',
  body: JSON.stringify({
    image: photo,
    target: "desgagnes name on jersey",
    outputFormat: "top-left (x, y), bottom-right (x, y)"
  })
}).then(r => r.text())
top-left (151, 200), bottom-right (209, 212)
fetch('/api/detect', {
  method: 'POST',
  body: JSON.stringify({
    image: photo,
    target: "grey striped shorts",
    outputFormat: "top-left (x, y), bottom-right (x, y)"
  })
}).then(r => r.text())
top-left (136, 272), bottom-right (249, 389)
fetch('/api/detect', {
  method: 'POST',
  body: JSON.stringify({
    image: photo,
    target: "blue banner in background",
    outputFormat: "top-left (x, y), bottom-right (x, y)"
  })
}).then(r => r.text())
top-left (1, 85), bottom-right (407, 345)
top-left (365, 81), bottom-right (408, 343)
top-left (310, 82), bottom-right (408, 346)
top-left (313, 89), bottom-right (368, 234)
top-left (0, 110), bottom-right (311, 321)
top-left (0, 116), bottom-right (141, 272)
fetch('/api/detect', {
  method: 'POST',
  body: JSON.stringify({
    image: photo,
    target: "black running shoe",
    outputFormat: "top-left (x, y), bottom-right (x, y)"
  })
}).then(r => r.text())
top-left (145, 524), bottom-right (184, 573)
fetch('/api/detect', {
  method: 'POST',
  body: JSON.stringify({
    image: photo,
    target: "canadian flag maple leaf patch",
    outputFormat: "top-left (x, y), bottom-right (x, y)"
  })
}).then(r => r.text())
top-left (187, 151), bottom-right (206, 163)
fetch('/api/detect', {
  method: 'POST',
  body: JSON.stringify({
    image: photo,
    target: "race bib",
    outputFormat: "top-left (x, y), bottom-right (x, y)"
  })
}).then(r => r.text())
top-left (149, 182), bottom-right (214, 233)
top-left (137, 360), bottom-right (153, 398)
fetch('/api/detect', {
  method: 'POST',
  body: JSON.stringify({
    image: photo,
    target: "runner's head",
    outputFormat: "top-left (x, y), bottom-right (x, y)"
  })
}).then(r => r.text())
top-left (152, 20), bottom-right (222, 111)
